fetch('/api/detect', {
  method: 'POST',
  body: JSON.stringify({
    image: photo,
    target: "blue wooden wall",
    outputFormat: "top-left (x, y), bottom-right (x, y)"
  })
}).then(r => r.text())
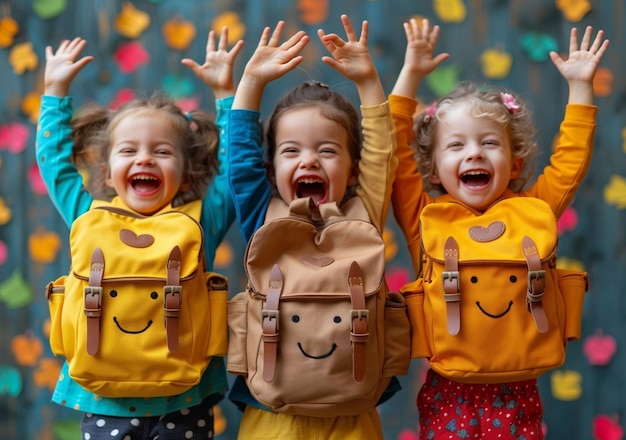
top-left (0, 1), bottom-right (624, 439)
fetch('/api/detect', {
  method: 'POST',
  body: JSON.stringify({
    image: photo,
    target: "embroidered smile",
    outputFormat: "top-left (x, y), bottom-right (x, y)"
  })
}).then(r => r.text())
top-left (475, 300), bottom-right (513, 318)
top-left (113, 317), bottom-right (153, 334)
top-left (297, 342), bottom-right (337, 359)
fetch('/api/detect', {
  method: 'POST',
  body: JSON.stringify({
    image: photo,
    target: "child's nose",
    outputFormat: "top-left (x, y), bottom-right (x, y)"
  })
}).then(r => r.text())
top-left (135, 153), bottom-right (155, 166)
top-left (465, 143), bottom-right (485, 160)
top-left (299, 152), bottom-right (319, 168)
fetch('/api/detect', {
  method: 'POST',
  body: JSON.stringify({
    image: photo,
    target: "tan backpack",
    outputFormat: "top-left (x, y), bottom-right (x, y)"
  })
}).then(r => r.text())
top-left (46, 199), bottom-right (229, 397)
top-left (227, 196), bottom-right (411, 417)
top-left (402, 197), bottom-right (588, 383)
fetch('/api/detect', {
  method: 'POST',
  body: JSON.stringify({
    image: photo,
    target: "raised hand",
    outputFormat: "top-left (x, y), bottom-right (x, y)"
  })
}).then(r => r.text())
top-left (549, 26), bottom-right (609, 104)
top-left (234, 21), bottom-right (309, 110)
top-left (181, 26), bottom-right (244, 99)
top-left (392, 18), bottom-right (449, 97)
top-left (550, 26), bottom-right (609, 84)
top-left (44, 37), bottom-right (93, 97)
top-left (318, 14), bottom-right (376, 85)
top-left (318, 14), bottom-right (383, 105)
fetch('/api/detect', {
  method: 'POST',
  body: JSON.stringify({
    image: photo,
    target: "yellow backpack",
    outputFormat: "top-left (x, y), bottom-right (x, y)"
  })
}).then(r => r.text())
top-left (403, 197), bottom-right (588, 383)
top-left (227, 197), bottom-right (411, 417)
top-left (46, 199), bottom-right (228, 397)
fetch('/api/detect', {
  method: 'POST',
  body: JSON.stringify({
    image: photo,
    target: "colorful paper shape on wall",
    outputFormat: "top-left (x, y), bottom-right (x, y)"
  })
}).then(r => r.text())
top-left (114, 1), bottom-right (150, 39)
top-left (604, 175), bottom-right (626, 209)
top-left (519, 32), bottom-right (558, 62)
top-left (480, 48), bottom-right (513, 79)
top-left (29, 229), bottom-right (62, 264)
top-left (52, 419), bottom-right (82, 440)
top-left (28, 162), bottom-right (48, 195)
top-left (385, 266), bottom-right (411, 293)
top-left (556, 0), bottom-right (592, 22)
top-left (34, 358), bottom-right (62, 391)
top-left (21, 91), bottom-right (41, 124)
top-left (0, 16), bottom-right (19, 48)
top-left (0, 366), bottom-right (22, 397)
top-left (426, 64), bottom-right (459, 97)
top-left (593, 67), bottom-right (613, 97)
top-left (556, 256), bottom-right (585, 272)
top-left (0, 198), bottom-right (12, 225)
top-left (298, 0), bottom-right (329, 25)
top-left (176, 96), bottom-right (201, 113)
top-left (32, 0), bottom-right (67, 20)
top-left (583, 330), bottom-right (617, 366)
top-left (0, 270), bottom-right (32, 308)
top-left (114, 41), bottom-right (150, 74)
top-left (433, 0), bottom-right (467, 23)
top-left (0, 122), bottom-right (29, 154)
top-left (8, 42), bottom-right (38, 75)
top-left (11, 331), bottom-right (44, 367)
top-left (0, 240), bottom-right (7, 265)
top-left (383, 227), bottom-right (398, 261)
top-left (163, 17), bottom-right (196, 50)
top-left (592, 415), bottom-right (624, 440)
top-left (550, 369), bottom-right (582, 401)
top-left (110, 88), bottom-right (135, 110)
top-left (557, 205), bottom-right (578, 235)
top-left (161, 73), bottom-right (195, 99)
top-left (212, 12), bottom-right (246, 43)
top-left (214, 241), bottom-right (234, 268)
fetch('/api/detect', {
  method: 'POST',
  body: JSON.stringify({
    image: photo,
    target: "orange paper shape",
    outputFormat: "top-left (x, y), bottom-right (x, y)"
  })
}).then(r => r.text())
top-left (556, 0), bottom-right (591, 22)
top-left (163, 17), bottom-right (196, 50)
top-left (11, 332), bottom-right (44, 367)
top-left (212, 12), bottom-right (246, 43)
top-left (28, 228), bottom-right (62, 264)
top-left (0, 198), bottom-right (12, 225)
top-left (34, 358), bottom-right (62, 391)
top-left (0, 16), bottom-right (19, 48)
top-left (298, 0), bottom-right (329, 26)
top-left (8, 41), bottom-right (38, 75)
top-left (593, 67), bottom-right (613, 97)
top-left (21, 91), bottom-right (41, 124)
top-left (114, 1), bottom-right (150, 39)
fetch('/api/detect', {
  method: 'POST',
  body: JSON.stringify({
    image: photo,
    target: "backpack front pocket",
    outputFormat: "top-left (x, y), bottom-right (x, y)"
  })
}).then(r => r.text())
top-left (45, 276), bottom-right (66, 356)
top-left (382, 292), bottom-right (411, 376)
top-left (226, 292), bottom-right (249, 375)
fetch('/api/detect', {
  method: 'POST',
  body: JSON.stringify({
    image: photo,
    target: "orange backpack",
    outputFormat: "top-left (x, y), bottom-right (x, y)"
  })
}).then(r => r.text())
top-left (403, 197), bottom-right (588, 383)
top-left (227, 197), bottom-right (411, 417)
top-left (46, 199), bottom-right (228, 397)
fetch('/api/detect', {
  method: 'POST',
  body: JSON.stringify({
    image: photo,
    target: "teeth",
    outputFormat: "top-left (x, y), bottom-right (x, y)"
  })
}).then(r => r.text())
top-left (297, 178), bottom-right (324, 184)
top-left (463, 171), bottom-right (488, 176)
top-left (133, 175), bottom-right (158, 181)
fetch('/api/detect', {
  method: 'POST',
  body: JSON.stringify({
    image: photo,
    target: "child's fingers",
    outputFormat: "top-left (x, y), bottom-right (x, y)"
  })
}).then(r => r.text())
top-left (578, 26), bottom-right (592, 52)
top-left (358, 19), bottom-right (368, 45)
top-left (588, 29), bottom-right (605, 54)
top-left (257, 26), bottom-right (272, 47)
top-left (268, 21), bottom-right (285, 47)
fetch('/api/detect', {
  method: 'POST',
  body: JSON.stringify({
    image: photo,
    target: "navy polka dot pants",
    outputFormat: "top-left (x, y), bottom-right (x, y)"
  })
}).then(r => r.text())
top-left (81, 399), bottom-right (215, 440)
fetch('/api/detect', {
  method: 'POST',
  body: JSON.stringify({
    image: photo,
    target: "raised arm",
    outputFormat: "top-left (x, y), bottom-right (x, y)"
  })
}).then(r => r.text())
top-left (390, 19), bottom-right (449, 268)
top-left (527, 26), bottom-right (609, 217)
top-left (317, 14), bottom-right (395, 231)
top-left (37, 38), bottom-right (95, 226)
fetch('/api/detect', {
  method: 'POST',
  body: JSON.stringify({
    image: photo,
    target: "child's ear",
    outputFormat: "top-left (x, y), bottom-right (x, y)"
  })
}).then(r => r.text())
top-left (429, 169), bottom-right (441, 184)
top-left (347, 160), bottom-right (359, 186)
top-left (510, 157), bottom-right (524, 179)
top-left (264, 161), bottom-right (276, 187)
top-left (103, 164), bottom-right (114, 188)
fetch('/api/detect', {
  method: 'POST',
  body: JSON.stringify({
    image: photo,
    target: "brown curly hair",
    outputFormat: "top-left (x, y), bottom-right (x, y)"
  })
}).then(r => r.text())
top-left (71, 92), bottom-right (220, 206)
top-left (414, 82), bottom-right (538, 194)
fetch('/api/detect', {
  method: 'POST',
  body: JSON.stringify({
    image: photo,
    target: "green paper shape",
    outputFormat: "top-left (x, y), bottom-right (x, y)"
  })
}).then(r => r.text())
top-left (0, 270), bottom-right (33, 308)
top-left (0, 366), bottom-right (22, 397)
top-left (53, 420), bottom-right (82, 440)
top-left (32, 0), bottom-right (67, 20)
top-left (426, 65), bottom-right (460, 98)
top-left (161, 73), bottom-right (196, 99)
top-left (519, 32), bottom-right (559, 63)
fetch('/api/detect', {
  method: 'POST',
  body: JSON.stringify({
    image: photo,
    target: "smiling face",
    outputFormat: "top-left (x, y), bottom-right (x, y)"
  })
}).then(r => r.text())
top-left (105, 111), bottom-right (186, 215)
top-left (429, 103), bottom-right (524, 211)
top-left (270, 107), bottom-right (357, 206)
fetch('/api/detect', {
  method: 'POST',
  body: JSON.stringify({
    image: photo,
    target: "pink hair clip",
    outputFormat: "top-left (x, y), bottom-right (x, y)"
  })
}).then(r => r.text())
top-left (500, 93), bottom-right (520, 114)
top-left (423, 101), bottom-right (438, 123)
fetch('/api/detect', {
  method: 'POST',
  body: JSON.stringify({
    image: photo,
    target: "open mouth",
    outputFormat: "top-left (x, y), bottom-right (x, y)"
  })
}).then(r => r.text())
top-left (461, 170), bottom-right (491, 187)
top-left (295, 177), bottom-right (327, 205)
top-left (130, 174), bottom-right (162, 194)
